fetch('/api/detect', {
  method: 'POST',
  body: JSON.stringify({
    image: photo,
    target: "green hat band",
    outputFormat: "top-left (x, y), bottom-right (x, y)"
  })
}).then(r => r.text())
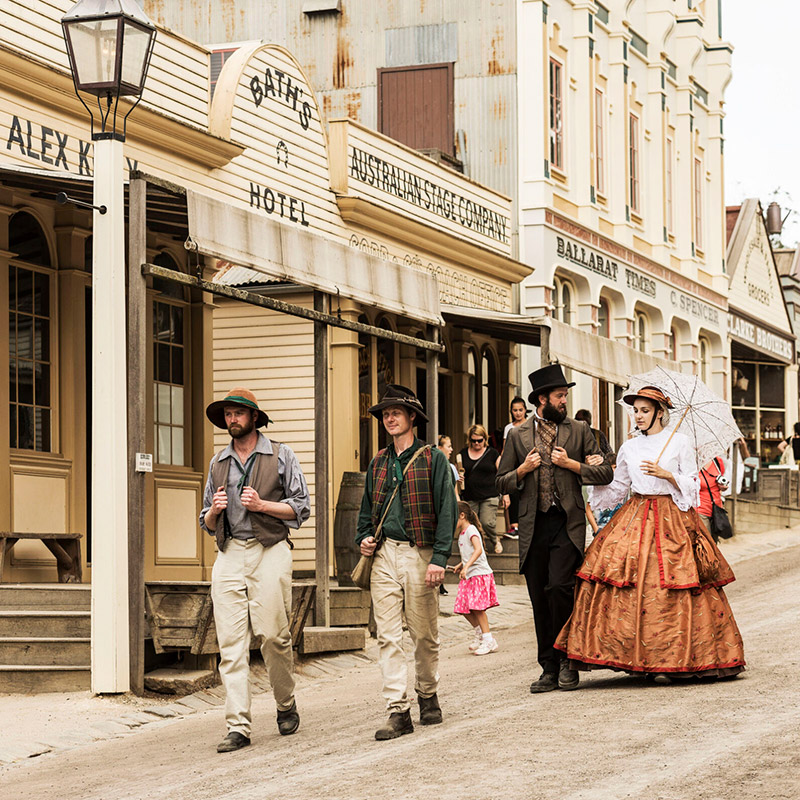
top-left (223, 395), bottom-right (259, 410)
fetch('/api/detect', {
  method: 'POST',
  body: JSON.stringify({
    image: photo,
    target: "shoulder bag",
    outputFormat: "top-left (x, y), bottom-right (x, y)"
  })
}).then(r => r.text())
top-left (351, 445), bottom-right (432, 590)
top-left (701, 465), bottom-right (733, 541)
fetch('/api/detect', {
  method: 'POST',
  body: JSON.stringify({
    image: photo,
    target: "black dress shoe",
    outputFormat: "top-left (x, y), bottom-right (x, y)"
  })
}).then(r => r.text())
top-left (277, 700), bottom-right (300, 736)
top-left (417, 693), bottom-right (443, 725)
top-left (217, 731), bottom-right (251, 753)
top-left (529, 672), bottom-right (558, 693)
top-left (558, 659), bottom-right (580, 690)
top-left (375, 710), bottom-right (414, 740)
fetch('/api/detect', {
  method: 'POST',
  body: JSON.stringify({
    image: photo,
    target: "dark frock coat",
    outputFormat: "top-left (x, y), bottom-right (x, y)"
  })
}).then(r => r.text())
top-left (496, 415), bottom-right (614, 569)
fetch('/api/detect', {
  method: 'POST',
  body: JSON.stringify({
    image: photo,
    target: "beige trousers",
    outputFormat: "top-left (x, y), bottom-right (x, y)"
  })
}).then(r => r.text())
top-left (370, 538), bottom-right (440, 713)
top-left (211, 537), bottom-right (295, 736)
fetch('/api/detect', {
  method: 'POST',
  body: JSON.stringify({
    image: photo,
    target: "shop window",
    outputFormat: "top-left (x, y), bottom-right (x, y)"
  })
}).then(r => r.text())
top-left (376, 318), bottom-right (396, 452)
top-left (698, 337), bottom-right (710, 383)
top-left (9, 211), bottom-right (52, 267)
top-left (759, 364), bottom-right (784, 408)
top-left (481, 345), bottom-right (499, 445)
top-left (549, 58), bottom-right (564, 170)
top-left (152, 252), bottom-right (188, 466)
top-left (594, 89), bottom-right (605, 195)
top-left (357, 320), bottom-right (372, 472)
top-left (9, 264), bottom-right (52, 452)
top-left (629, 113), bottom-right (641, 215)
top-left (598, 298), bottom-right (610, 338)
top-left (635, 312), bottom-right (649, 353)
top-left (378, 63), bottom-right (454, 156)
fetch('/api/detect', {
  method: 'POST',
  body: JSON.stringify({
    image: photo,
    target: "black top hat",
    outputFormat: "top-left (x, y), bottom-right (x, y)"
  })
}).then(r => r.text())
top-left (527, 364), bottom-right (576, 405)
top-left (368, 384), bottom-right (429, 425)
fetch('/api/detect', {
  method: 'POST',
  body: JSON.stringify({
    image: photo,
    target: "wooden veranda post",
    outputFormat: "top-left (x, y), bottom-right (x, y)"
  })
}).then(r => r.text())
top-left (127, 177), bottom-right (148, 694)
top-left (426, 324), bottom-right (440, 439)
top-left (314, 291), bottom-right (330, 627)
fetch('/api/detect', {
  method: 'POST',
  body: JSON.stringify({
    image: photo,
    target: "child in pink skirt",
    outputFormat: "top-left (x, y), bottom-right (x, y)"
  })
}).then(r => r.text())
top-left (452, 501), bottom-right (499, 655)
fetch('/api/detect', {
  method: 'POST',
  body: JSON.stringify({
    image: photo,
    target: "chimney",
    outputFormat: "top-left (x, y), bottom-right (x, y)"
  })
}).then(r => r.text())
top-left (766, 202), bottom-right (783, 235)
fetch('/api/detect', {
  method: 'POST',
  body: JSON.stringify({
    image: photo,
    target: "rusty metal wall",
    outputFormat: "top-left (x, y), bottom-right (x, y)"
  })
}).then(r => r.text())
top-left (145, 0), bottom-right (517, 204)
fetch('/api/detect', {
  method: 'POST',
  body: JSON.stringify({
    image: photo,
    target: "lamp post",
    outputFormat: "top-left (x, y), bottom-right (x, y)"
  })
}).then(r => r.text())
top-left (61, 0), bottom-right (156, 694)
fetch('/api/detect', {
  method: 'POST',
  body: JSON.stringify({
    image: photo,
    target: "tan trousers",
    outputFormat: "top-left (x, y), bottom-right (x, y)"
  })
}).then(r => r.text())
top-left (211, 537), bottom-right (295, 736)
top-left (370, 538), bottom-right (440, 713)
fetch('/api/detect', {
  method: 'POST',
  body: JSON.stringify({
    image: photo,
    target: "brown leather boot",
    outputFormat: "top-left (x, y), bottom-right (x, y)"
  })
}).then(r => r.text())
top-left (417, 693), bottom-right (443, 725)
top-left (374, 710), bottom-right (414, 741)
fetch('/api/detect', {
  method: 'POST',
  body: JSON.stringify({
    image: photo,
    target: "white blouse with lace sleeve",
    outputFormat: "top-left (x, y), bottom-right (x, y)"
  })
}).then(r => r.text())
top-left (590, 428), bottom-right (700, 514)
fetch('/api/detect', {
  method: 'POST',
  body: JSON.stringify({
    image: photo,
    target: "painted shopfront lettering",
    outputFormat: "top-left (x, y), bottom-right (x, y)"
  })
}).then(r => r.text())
top-left (555, 235), bottom-right (619, 280)
top-left (5, 115), bottom-right (94, 175)
top-left (249, 182), bottom-right (309, 226)
top-left (348, 147), bottom-right (509, 245)
top-left (624, 268), bottom-right (656, 298)
top-left (728, 314), bottom-right (793, 360)
top-left (347, 234), bottom-right (510, 312)
top-left (669, 291), bottom-right (720, 325)
top-left (249, 68), bottom-right (313, 131)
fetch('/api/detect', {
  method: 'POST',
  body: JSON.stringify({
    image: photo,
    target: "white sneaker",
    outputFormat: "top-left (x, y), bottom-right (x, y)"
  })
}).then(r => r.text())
top-left (474, 637), bottom-right (498, 655)
top-left (468, 629), bottom-right (482, 652)
top-left (494, 541), bottom-right (503, 554)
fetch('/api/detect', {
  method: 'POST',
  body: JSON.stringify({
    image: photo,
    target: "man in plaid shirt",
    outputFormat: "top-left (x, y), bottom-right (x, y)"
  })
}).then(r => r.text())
top-left (356, 385), bottom-right (457, 741)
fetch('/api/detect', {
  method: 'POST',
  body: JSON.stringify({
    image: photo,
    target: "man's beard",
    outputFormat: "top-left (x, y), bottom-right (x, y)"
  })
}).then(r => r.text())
top-left (228, 419), bottom-right (255, 439)
top-left (541, 401), bottom-right (567, 424)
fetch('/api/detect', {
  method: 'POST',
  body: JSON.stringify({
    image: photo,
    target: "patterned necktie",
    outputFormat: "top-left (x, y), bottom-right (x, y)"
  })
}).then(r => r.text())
top-left (536, 419), bottom-right (558, 512)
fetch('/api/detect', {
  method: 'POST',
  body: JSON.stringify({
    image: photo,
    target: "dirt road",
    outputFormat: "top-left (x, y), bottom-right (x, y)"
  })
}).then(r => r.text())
top-left (3, 545), bottom-right (799, 800)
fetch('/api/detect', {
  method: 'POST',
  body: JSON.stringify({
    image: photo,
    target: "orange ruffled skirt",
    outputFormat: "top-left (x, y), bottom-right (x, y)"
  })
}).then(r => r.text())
top-left (554, 495), bottom-right (745, 676)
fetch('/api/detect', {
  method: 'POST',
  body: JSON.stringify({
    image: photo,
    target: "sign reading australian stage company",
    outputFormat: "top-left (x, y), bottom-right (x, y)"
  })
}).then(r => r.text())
top-left (348, 147), bottom-right (509, 245)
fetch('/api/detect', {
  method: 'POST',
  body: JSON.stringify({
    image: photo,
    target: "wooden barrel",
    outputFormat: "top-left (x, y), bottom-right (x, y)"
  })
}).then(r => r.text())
top-left (333, 471), bottom-right (366, 586)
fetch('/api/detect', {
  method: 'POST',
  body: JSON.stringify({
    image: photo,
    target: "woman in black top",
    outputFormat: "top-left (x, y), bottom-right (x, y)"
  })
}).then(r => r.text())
top-left (783, 422), bottom-right (800, 463)
top-left (458, 423), bottom-right (502, 554)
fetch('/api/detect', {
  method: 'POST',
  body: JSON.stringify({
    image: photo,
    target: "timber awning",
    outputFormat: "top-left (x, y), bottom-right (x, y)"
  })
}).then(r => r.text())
top-left (186, 190), bottom-right (441, 326)
top-left (442, 305), bottom-right (544, 347)
top-left (548, 318), bottom-right (682, 385)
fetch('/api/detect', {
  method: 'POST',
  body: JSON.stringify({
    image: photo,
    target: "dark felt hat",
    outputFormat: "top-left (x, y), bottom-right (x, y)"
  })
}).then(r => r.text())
top-left (206, 387), bottom-right (271, 430)
top-left (527, 364), bottom-right (576, 405)
top-left (368, 384), bottom-right (429, 425)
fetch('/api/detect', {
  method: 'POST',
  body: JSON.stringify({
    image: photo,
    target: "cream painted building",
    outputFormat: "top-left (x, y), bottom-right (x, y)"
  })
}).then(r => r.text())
top-left (517, 0), bottom-right (733, 446)
top-left (0, 1), bottom-right (529, 587)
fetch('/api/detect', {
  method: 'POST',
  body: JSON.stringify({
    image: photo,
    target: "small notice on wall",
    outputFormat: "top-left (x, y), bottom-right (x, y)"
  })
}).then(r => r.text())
top-left (135, 453), bottom-right (153, 473)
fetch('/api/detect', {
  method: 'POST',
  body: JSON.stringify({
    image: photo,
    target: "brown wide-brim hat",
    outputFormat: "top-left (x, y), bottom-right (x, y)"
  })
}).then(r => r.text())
top-left (623, 385), bottom-right (675, 409)
top-left (368, 384), bottom-right (429, 425)
top-left (206, 387), bottom-right (271, 430)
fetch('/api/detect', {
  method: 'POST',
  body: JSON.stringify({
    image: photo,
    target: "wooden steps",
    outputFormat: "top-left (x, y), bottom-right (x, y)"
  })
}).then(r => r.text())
top-left (0, 585), bottom-right (91, 693)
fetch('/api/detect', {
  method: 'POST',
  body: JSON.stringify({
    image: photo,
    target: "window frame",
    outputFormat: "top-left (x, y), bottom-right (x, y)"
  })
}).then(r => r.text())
top-left (594, 89), bottom-right (605, 196)
top-left (549, 57), bottom-right (564, 171)
top-left (694, 157), bottom-right (704, 253)
top-left (699, 337), bottom-right (710, 383)
top-left (635, 311), bottom-right (649, 353)
top-left (665, 135), bottom-right (674, 235)
top-left (629, 112), bottom-right (641, 215)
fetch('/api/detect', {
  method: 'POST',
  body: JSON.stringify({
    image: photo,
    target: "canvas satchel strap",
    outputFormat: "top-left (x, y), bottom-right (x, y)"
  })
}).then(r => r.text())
top-left (701, 469), bottom-right (720, 509)
top-left (373, 445), bottom-right (431, 546)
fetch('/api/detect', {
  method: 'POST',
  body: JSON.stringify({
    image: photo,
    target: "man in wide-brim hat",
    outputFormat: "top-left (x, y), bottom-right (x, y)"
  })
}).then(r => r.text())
top-left (496, 365), bottom-right (613, 694)
top-left (200, 387), bottom-right (310, 752)
top-left (356, 384), bottom-right (457, 741)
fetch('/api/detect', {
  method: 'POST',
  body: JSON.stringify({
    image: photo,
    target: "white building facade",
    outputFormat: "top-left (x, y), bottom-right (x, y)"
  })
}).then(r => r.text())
top-left (517, 0), bottom-right (732, 445)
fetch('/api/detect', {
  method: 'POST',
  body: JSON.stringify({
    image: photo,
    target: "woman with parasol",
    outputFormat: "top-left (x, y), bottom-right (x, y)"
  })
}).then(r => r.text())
top-left (554, 385), bottom-right (745, 682)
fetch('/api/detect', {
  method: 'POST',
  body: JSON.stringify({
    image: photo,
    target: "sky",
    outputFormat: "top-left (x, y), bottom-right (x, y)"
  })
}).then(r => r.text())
top-left (723, 0), bottom-right (800, 247)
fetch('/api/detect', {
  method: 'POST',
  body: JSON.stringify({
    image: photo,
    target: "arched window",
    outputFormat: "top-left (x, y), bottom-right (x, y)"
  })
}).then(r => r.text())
top-left (598, 298), bottom-right (610, 338)
top-left (152, 251), bottom-right (190, 466)
top-left (699, 337), bottom-right (710, 384)
top-left (9, 211), bottom-right (54, 452)
top-left (466, 348), bottom-right (478, 428)
top-left (635, 311), bottom-right (649, 353)
top-left (553, 276), bottom-right (575, 325)
top-left (481, 345), bottom-right (498, 436)
top-left (668, 327), bottom-right (678, 362)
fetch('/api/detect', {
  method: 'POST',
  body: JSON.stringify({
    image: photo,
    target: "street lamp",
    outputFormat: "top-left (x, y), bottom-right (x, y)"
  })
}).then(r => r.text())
top-left (61, 0), bottom-right (157, 694)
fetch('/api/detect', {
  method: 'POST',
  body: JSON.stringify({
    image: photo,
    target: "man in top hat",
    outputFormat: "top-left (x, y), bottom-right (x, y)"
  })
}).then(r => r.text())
top-left (496, 365), bottom-right (613, 693)
top-left (200, 387), bottom-right (310, 752)
top-left (356, 385), bottom-right (457, 740)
